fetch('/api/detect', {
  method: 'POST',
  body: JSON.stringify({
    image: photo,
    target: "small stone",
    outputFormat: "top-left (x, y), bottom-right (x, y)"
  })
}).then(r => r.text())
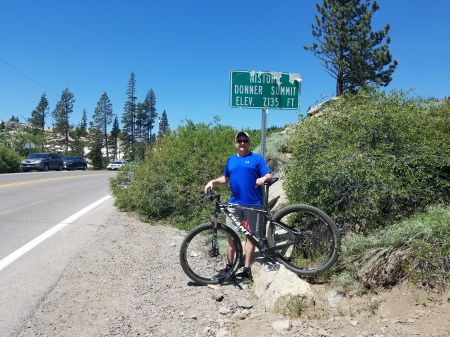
top-left (219, 307), bottom-right (231, 315)
top-left (212, 292), bottom-right (224, 302)
top-left (272, 320), bottom-right (292, 332)
top-left (236, 298), bottom-right (253, 309)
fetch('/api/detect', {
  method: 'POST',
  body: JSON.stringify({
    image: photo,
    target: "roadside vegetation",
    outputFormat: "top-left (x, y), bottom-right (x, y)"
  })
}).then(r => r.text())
top-left (110, 89), bottom-right (450, 291)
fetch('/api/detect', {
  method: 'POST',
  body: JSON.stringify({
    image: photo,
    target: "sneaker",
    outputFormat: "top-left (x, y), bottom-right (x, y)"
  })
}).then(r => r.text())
top-left (241, 267), bottom-right (252, 284)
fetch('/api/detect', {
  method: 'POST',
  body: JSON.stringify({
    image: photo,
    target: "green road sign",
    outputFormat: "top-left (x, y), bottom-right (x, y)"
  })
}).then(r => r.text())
top-left (230, 70), bottom-right (301, 109)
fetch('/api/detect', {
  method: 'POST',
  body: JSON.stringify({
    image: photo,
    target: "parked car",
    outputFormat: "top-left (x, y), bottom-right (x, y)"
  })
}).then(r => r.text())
top-left (62, 155), bottom-right (88, 171)
top-left (20, 153), bottom-right (63, 172)
top-left (107, 160), bottom-right (127, 170)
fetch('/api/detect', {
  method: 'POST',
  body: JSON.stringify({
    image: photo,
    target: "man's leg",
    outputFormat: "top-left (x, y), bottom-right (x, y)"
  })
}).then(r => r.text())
top-left (226, 235), bottom-right (236, 265)
top-left (244, 238), bottom-right (255, 268)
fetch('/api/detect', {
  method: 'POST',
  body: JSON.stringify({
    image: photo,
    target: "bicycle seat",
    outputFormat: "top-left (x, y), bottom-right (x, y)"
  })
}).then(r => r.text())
top-left (264, 177), bottom-right (279, 186)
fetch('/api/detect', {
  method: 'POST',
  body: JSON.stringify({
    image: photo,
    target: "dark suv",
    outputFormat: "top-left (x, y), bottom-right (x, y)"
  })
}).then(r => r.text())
top-left (20, 153), bottom-right (63, 172)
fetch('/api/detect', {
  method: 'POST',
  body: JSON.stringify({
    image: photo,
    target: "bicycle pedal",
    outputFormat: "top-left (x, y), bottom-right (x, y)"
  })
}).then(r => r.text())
top-left (267, 264), bottom-right (280, 271)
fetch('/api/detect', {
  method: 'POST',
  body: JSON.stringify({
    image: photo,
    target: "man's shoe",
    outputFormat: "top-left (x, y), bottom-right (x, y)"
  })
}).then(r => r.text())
top-left (241, 267), bottom-right (252, 284)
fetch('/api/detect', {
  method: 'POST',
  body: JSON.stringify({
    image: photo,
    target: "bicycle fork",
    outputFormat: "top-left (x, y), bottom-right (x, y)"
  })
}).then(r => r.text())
top-left (209, 211), bottom-right (220, 258)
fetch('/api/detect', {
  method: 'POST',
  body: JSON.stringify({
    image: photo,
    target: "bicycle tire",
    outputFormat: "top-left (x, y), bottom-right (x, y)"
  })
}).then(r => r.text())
top-left (179, 222), bottom-right (243, 285)
top-left (267, 204), bottom-right (340, 276)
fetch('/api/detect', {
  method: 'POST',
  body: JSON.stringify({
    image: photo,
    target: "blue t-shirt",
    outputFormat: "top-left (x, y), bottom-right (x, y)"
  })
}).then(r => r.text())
top-left (224, 152), bottom-right (271, 206)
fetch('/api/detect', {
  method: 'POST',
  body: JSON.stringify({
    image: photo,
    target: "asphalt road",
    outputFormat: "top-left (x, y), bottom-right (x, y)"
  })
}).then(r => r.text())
top-left (0, 170), bottom-right (118, 336)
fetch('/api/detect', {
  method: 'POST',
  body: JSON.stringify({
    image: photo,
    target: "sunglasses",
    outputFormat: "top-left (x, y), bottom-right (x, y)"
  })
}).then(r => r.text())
top-left (236, 139), bottom-right (249, 143)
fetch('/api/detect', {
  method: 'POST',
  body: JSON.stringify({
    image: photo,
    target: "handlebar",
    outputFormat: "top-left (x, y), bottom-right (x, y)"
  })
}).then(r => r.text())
top-left (206, 189), bottom-right (220, 201)
top-left (264, 177), bottom-right (279, 186)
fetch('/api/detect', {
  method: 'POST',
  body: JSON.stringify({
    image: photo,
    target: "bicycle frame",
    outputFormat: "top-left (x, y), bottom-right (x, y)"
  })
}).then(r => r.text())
top-left (207, 178), bottom-right (293, 264)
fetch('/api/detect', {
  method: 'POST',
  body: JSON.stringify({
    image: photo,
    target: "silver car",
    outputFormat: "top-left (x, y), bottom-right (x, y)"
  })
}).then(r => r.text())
top-left (20, 153), bottom-right (63, 172)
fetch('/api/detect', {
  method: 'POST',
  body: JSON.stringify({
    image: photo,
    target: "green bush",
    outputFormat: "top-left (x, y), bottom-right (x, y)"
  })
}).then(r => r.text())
top-left (110, 120), bottom-right (261, 230)
top-left (0, 146), bottom-right (22, 173)
top-left (285, 89), bottom-right (450, 232)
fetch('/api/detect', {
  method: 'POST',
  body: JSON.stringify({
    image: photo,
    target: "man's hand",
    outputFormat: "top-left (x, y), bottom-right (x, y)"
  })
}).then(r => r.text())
top-left (255, 177), bottom-right (265, 187)
top-left (204, 181), bottom-right (214, 193)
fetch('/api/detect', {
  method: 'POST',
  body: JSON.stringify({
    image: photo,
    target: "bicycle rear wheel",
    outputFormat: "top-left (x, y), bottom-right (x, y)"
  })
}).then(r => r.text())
top-left (267, 204), bottom-right (340, 276)
top-left (179, 222), bottom-right (243, 284)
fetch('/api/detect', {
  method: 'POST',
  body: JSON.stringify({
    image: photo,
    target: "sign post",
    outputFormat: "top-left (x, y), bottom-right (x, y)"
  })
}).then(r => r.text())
top-left (230, 70), bottom-right (301, 158)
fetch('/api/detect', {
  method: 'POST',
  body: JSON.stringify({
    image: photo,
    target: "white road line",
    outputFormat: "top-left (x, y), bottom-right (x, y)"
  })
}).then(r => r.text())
top-left (0, 195), bottom-right (111, 272)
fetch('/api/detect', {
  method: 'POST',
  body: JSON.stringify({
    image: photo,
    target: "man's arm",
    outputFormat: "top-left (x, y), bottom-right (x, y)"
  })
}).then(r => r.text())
top-left (204, 176), bottom-right (230, 192)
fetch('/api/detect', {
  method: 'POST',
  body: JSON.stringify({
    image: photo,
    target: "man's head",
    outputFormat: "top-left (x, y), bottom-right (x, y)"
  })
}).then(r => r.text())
top-left (235, 131), bottom-right (250, 143)
top-left (234, 131), bottom-right (250, 154)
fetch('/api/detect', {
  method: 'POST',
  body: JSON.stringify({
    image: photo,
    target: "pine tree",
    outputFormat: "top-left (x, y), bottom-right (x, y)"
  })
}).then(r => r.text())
top-left (159, 110), bottom-right (169, 135)
top-left (110, 115), bottom-right (121, 160)
top-left (135, 102), bottom-right (146, 142)
top-left (304, 0), bottom-right (398, 96)
top-left (122, 72), bottom-right (137, 149)
top-left (87, 124), bottom-right (104, 170)
top-left (52, 88), bottom-right (75, 153)
top-left (143, 89), bottom-right (157, 144)
top-left (92, 92), bottom-right (113, 159)
top-left (29, 93), bottom-right (49, 133)
top-left (80, 108), bottom-right (88, 137)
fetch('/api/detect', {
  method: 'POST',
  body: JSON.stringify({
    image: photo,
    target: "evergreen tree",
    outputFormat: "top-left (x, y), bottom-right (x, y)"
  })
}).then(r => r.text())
top-left (29, 93), bottom-right (49, 150)
top-left (87, 124), bottom-right (104, 170)
top-left (29, 93), bottom-right (49, 132)
top-left (143, 89), bottom-right (157, 144)
top-left (159, 110), bottom-right (169, 135)
top-left (122, 72), bottom-right (137, 153)
top-left (92, 92), bottom-right (113, 159)
top-left (304, 0), bottom-right (398, 96)
top-left (80, 108), bottom-right (88, 137)
top-left (70, 109), bottom-right (89, 156)
top-left (110, 115), bottom-right (121, 160)
top-left (72, 123), bottom-right (86, 156)
top-left (135, 102), bottom-right (146, 142)
top-left (52, 88), bottom-right (75, 153)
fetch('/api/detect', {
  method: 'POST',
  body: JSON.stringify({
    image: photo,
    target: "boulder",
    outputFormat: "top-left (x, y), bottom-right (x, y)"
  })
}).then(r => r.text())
top-left (251, 258), bottom-right (314, 314)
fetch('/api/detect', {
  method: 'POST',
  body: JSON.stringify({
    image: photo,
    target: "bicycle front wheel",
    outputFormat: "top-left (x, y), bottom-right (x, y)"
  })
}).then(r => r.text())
top-left (267, 204), bottom-right (340, 277)
top-left (179, 222), bottom-right (243, 285)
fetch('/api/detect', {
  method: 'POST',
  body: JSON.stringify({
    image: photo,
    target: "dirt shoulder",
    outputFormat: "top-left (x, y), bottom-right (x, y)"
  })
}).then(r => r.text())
top-left (17, 208), bottom-right (450, 337)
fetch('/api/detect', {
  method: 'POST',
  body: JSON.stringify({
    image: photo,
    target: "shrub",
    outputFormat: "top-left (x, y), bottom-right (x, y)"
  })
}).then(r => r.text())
top-left (285, 89), bottom-right (450, 232)
top-left (253, 131), bottom-right (292, 174)
top-left (110, 120), bottom-right (262, 230)
top-left (0, 146), bottom-right (22, 173)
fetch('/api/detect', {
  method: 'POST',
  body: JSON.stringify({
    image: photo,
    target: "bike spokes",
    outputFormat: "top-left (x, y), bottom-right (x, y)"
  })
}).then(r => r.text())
top-left (180, 223), bottom-right (242, 284)
top-left (268, 204), bottom-right (339, 276)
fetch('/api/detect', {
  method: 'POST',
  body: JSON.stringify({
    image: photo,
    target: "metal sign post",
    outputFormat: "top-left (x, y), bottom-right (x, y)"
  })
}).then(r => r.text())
top-left (261, 108), bottom-right (267, 158)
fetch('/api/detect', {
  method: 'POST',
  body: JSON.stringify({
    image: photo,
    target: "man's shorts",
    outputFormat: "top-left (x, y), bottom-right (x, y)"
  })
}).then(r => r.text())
top-left (226, 205), bottom-right (264, 234)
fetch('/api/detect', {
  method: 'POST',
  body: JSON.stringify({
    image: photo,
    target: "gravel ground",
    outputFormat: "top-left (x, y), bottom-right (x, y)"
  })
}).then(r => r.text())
top-left (15, 206), bottom-right (450, 337)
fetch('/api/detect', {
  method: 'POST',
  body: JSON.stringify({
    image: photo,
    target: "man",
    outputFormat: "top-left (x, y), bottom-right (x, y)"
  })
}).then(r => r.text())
top-left (204, 131), bottom-right (272, 283)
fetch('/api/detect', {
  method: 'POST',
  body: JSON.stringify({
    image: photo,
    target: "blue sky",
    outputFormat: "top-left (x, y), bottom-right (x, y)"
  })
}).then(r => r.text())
top-left (1, 0), bottom-right (449, 132)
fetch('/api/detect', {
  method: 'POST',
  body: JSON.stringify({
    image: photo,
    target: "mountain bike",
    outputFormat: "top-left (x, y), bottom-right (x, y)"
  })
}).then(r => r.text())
top-left (179, 177), bottom-right (340, 285)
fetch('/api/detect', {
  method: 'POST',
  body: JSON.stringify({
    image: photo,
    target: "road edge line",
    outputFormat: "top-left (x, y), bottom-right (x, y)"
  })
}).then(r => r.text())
top-left (0, 195), bottom-right (111, 272)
